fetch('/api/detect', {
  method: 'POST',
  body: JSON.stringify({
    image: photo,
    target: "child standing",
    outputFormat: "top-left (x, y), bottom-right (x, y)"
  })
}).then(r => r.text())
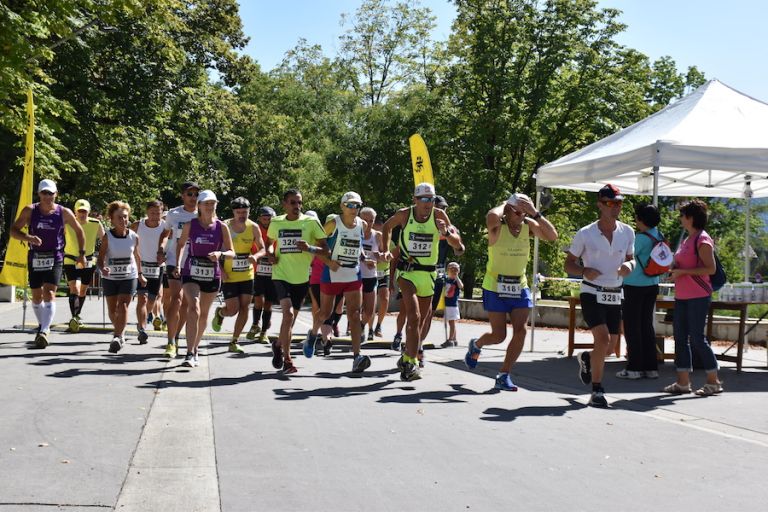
top-left (442, 262), bottom-right (464, 347)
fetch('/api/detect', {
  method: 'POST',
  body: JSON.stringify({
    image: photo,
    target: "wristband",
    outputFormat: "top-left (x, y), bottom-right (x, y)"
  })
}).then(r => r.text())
top-left (308, 246), bottom-right (318, 254)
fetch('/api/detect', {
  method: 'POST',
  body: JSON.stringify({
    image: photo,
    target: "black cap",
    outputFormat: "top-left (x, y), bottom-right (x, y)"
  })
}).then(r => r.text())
top-left (257, 206), bottom-right (276, 217)
top-left (181, 181), bottom-right (200, 191)
top-left (231, 197), bottom-right (250, 209)
top-left (598, 184), bottom-right (624, 201)
top-left (435, 195), bottom-right (448, 209)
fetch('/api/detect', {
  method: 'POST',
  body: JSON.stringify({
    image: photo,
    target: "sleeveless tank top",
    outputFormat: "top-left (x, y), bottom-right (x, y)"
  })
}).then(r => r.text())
top-left (29, 203), bottom-right (65, 269)
top-left (399, 206), bottom-right (440, 266)
top-left (105, 229), bottom-right (138, 281)
top-left (137, 219), bottom-right (166, 279)
top-left (223, 219), bottom-right (256, 283)
top-left (322, 216), bottom-right (363, 283)
top-left (482, 222), bottom-right (530, 293)
top-left (65, 218), bottom-right (101, 264)
top-left (360, 230), bottom-right (379, 279)
top-left (182, 218), bottom-right (223, 281)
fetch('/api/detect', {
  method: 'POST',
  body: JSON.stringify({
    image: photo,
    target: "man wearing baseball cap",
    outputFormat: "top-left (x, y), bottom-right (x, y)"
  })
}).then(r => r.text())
top-left (381, 182), bottom-right (464, 381)
top-left (464, 191), bottom-right (558, 391)
top-left (158, 180), bottom-right (200, 358)
top-left (63, 198), bottom-right (105, 332)
top-left (565, 184), bottom-right (635, 407)
top-left (10, 179), bottom-right (87, 348)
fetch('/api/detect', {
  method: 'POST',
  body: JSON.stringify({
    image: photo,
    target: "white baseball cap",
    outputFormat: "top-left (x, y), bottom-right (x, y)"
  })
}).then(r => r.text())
top-left (341, 191), bottom-right (362, 204)
top-left (38, 179), bottom-right (57, 193)
top-left (305, 210), bottom-right (319, 220)
top-left (506, 193), bottom-right (531, 206)
top-left (197, 190), bottom-right (218, 203)
top-left (414, 182), bottom-right (436, 197)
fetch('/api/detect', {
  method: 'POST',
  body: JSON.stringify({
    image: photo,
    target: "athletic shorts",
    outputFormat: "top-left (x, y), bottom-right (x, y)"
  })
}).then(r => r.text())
top-left (482, 288), bottom-right (533, 313)
top-left (162, 265), bottom-right (179, 288)
top-left (137, 277), bottom-right (162, 299)
top-left (445, 305), bottom-right (460, 321)
top-left (310, 283), bottom-right (321, 305)
top-left (397, 269), bottom-right (436, 298)
top-left (273, 280), bottom-right (309, 311)
top-left (377, 275), bottom-right (388, 289)
top-left (362, 277), bottom-right (378, 294)
top-left (579, 292), bottom-right (622, 334)
top-left (63, 264), bottom-right (96, 285)
top-left (253, 275), bottom-right (277, 303)
top-left (181, 275), bottom-right (221, 294)
top-left (29, 263), bottom-right (63, 289)
top-left (103, 278), bottom-right (138, 297)
top-left (222, 280), bottom-right (253, 300)
top-left (431, 276), bottom-right (446, 310)
top-left (320, 280), bottom-right (362, 296)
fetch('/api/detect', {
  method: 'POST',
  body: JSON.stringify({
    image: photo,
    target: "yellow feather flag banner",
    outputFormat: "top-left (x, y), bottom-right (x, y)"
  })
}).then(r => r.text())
top-left (0, 89), bottom-right (35, 287)
top-left (408, 134), bottom-right (435, 186)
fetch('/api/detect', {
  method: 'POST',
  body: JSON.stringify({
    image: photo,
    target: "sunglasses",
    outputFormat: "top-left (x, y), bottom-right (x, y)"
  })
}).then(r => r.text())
top-left (344, 202), bottom-right (362, 209)
top-left (600, 200), bottom-right (622, 208)
top-left (39, 190), bottom-right (55, 196)
top-left (185, 191), bottom-right (199, 197)
top-left (416, 196), bottom-right (436, 203)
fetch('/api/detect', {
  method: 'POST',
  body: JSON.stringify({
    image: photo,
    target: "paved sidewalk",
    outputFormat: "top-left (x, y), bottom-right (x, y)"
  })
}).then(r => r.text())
top-left (0, 297), bottom-right (766, 511)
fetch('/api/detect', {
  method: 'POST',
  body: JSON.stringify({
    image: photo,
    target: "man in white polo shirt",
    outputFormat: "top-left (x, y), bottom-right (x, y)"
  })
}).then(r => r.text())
top-left (565, 184), bottom-right (635, 407)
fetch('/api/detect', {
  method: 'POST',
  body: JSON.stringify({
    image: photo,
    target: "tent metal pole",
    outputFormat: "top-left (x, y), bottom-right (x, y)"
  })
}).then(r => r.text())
top-left (530, 187), bottom-right (542, 352)
top-left (744, 177), bottom-right (752, 282)
top-left (652, 165), bottom-right (659, 206)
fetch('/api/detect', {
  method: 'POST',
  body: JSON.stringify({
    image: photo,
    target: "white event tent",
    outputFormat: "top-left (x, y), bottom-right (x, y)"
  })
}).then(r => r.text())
top-left (528, 79), bottom-right (768, 350)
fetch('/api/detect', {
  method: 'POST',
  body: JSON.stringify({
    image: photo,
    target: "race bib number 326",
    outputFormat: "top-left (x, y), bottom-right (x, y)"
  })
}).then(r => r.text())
top-left (278, 229), bottom-right (302, 254)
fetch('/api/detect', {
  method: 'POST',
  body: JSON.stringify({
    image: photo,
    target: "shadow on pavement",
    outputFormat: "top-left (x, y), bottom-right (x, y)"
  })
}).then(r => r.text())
top-left (480, 397), bottom-right (583, 421)
top-left (273, 379), bottom-right (399, 400)
top-left (377, 383), bottom-right (488, 404)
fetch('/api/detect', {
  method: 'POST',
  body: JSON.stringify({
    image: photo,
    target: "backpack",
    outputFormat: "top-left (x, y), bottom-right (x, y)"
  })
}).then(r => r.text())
top-left (638, 232), bottom-right (673, 276)
top-left (693, 233), bottom-right (727, 292)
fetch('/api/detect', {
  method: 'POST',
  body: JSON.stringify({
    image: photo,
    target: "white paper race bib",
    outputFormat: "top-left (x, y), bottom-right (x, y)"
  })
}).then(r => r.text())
top-left (32, 252), bottom-right (54, 271)
top-left (406, 233), bottom-right (434, 258)
top-left (256, 257), bottom-right (272, 276)
top-left (141, 262), bottom-right (161, 278)
top-left (596, 290), bottom-right (621, 305)
top-left (190, 257), bottom-right (215, 281)
top-left (231, 254), bottom-right (250, 272)
top-left (109, 257), bottom-right (133, 278)
top-left (337, 238), bottom-right (361, 265)
top-left (497, 275), bottom-right (521, 298)
top-left (278, 229), bottom-right (302, 254)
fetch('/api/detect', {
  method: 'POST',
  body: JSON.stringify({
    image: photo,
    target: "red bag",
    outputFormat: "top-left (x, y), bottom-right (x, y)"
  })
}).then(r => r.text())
top-left (639, 232), bottom-right (673, 276)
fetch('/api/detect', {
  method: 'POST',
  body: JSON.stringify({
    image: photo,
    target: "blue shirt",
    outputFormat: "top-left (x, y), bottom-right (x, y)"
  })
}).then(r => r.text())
top-left (623, 226), bottom-right (662, 287)
top-left (445, 277), bottom-right (460, 307)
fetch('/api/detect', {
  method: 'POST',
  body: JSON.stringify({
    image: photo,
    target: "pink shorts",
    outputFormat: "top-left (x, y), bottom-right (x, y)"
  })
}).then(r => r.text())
top-left (320, 280), bottom-right (362, 295)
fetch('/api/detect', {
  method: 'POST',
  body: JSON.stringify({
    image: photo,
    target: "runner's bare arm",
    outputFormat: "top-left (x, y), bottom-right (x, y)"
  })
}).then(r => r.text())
top-left (486, 205), bottom-right (505, 245)
top-left (134, 236), bottom-right (147, 286)
top-left (380, 208), bottom-right (408, 258)
top-left (97, 234), bottom-right (110, 276)
top-left (9, 206), bottom-right (38, 245)
top-left (174, 223), bottom-right (191, 273)
top-left (63, 207), bottom-right (87, 267)
top-left (249, 225), bottom-right (266, 263)
top-left (215, 223), bottom-right (236, 261)
top-left (435, 209), bottom-right (464, 253)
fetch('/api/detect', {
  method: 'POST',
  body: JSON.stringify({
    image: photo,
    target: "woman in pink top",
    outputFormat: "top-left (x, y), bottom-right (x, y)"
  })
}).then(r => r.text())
top-left (666, 200), bottom-right (723, 396)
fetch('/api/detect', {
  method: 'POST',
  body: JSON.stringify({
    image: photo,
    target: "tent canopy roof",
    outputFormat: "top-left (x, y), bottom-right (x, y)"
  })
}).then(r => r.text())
top-left (537, 80), bottom-right (768, 198)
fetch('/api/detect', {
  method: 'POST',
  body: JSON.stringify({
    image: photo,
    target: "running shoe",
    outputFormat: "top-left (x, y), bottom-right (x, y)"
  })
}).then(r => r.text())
top-left (644, 370), bottom-right (659, 379)
top-left (495, 373), bottom-right (518, 391)
top-left (333, 324), bottom-right (340, 337)
top-left (245, 325), bottom-right (260, 340)
top-left (374, 326), bottom-right (383, 338)
top-left (366, 329), bottom-right (374, 341)
top-left (302, 333), bottom-right (315, 358)
top-left (181, 352), bottom-right (194, 367)
top-left (352, 354), bottom-right (371, 373)
top-left (323, 339), bottom-right (333, 356)
top-left (161, 320), bottom-right (167, 332)
top-left (396, 355), bottom-right (406, 371)
top-left (615, 369), bottom-right (643, 380)
top-left (152, 316), bottom-right (163, 331)
top-left (282, 360), bottom-right (297, 374)
top-left (391, 333), bottom-right (402, 352)
top-left (440, 339), bottom-right (457, 348)
top-left (108, 336), bottom-right (123, 354)
top-left (68, 317), bottom-right (80, 333)
top-left (464, 338), bottom-right (481, 369)
top-left (211, 306), bottom-right (224, 332)
top-left (163, 342), bottom-right (177, 359)
top-left (137, 329), bottom-right (149, 345)
top-left (400, 361), bottom-right (421, 382)
top-left (271, 340), bottom-right (283, 369)
top-left (34, 331), bottom-right (49, 349)
top-left (257, 331), bottom-right (268, 343)
top-left (192, 351), bottom-right (200, 368)
top-left (228, 341), bottom-right (245, 354)
top-left (147, 312), bottom-right (154, 324)
top-left (588, 387), bottom-right (608, 408)
top-left (577, 351), bottom-right (592, 385)
top-left (417, 349), bottom-right (425, 368)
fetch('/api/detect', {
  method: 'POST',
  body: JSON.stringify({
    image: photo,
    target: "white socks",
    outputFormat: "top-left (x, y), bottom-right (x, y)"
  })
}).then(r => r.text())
top-left (32, 302), bottom-right (43, 325)
top-left (39, 301), bottom-right (56, 333)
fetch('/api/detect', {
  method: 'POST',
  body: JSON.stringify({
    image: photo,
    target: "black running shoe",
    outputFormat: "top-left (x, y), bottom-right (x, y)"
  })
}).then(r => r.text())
top-left (577, 351), bottom-right (592, 385)
top-left (588, 388), bottom-right (608, 408)
top-left (323, 339), bottom-right (333, 356)
top-left (271, 340), bottom-right (283, 369)
top-left (137, 329), bottom-right (149, 344)
top-left (400, 361), bottom-right (421, 382)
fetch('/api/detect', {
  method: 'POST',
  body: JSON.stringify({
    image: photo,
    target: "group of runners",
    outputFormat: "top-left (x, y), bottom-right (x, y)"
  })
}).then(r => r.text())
top-left (10, 177), bottom-right (723, 401)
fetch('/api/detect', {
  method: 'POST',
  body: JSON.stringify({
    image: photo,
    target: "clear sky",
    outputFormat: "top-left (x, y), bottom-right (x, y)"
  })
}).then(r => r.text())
top-left (238, 0), bottom-right (768, 101)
